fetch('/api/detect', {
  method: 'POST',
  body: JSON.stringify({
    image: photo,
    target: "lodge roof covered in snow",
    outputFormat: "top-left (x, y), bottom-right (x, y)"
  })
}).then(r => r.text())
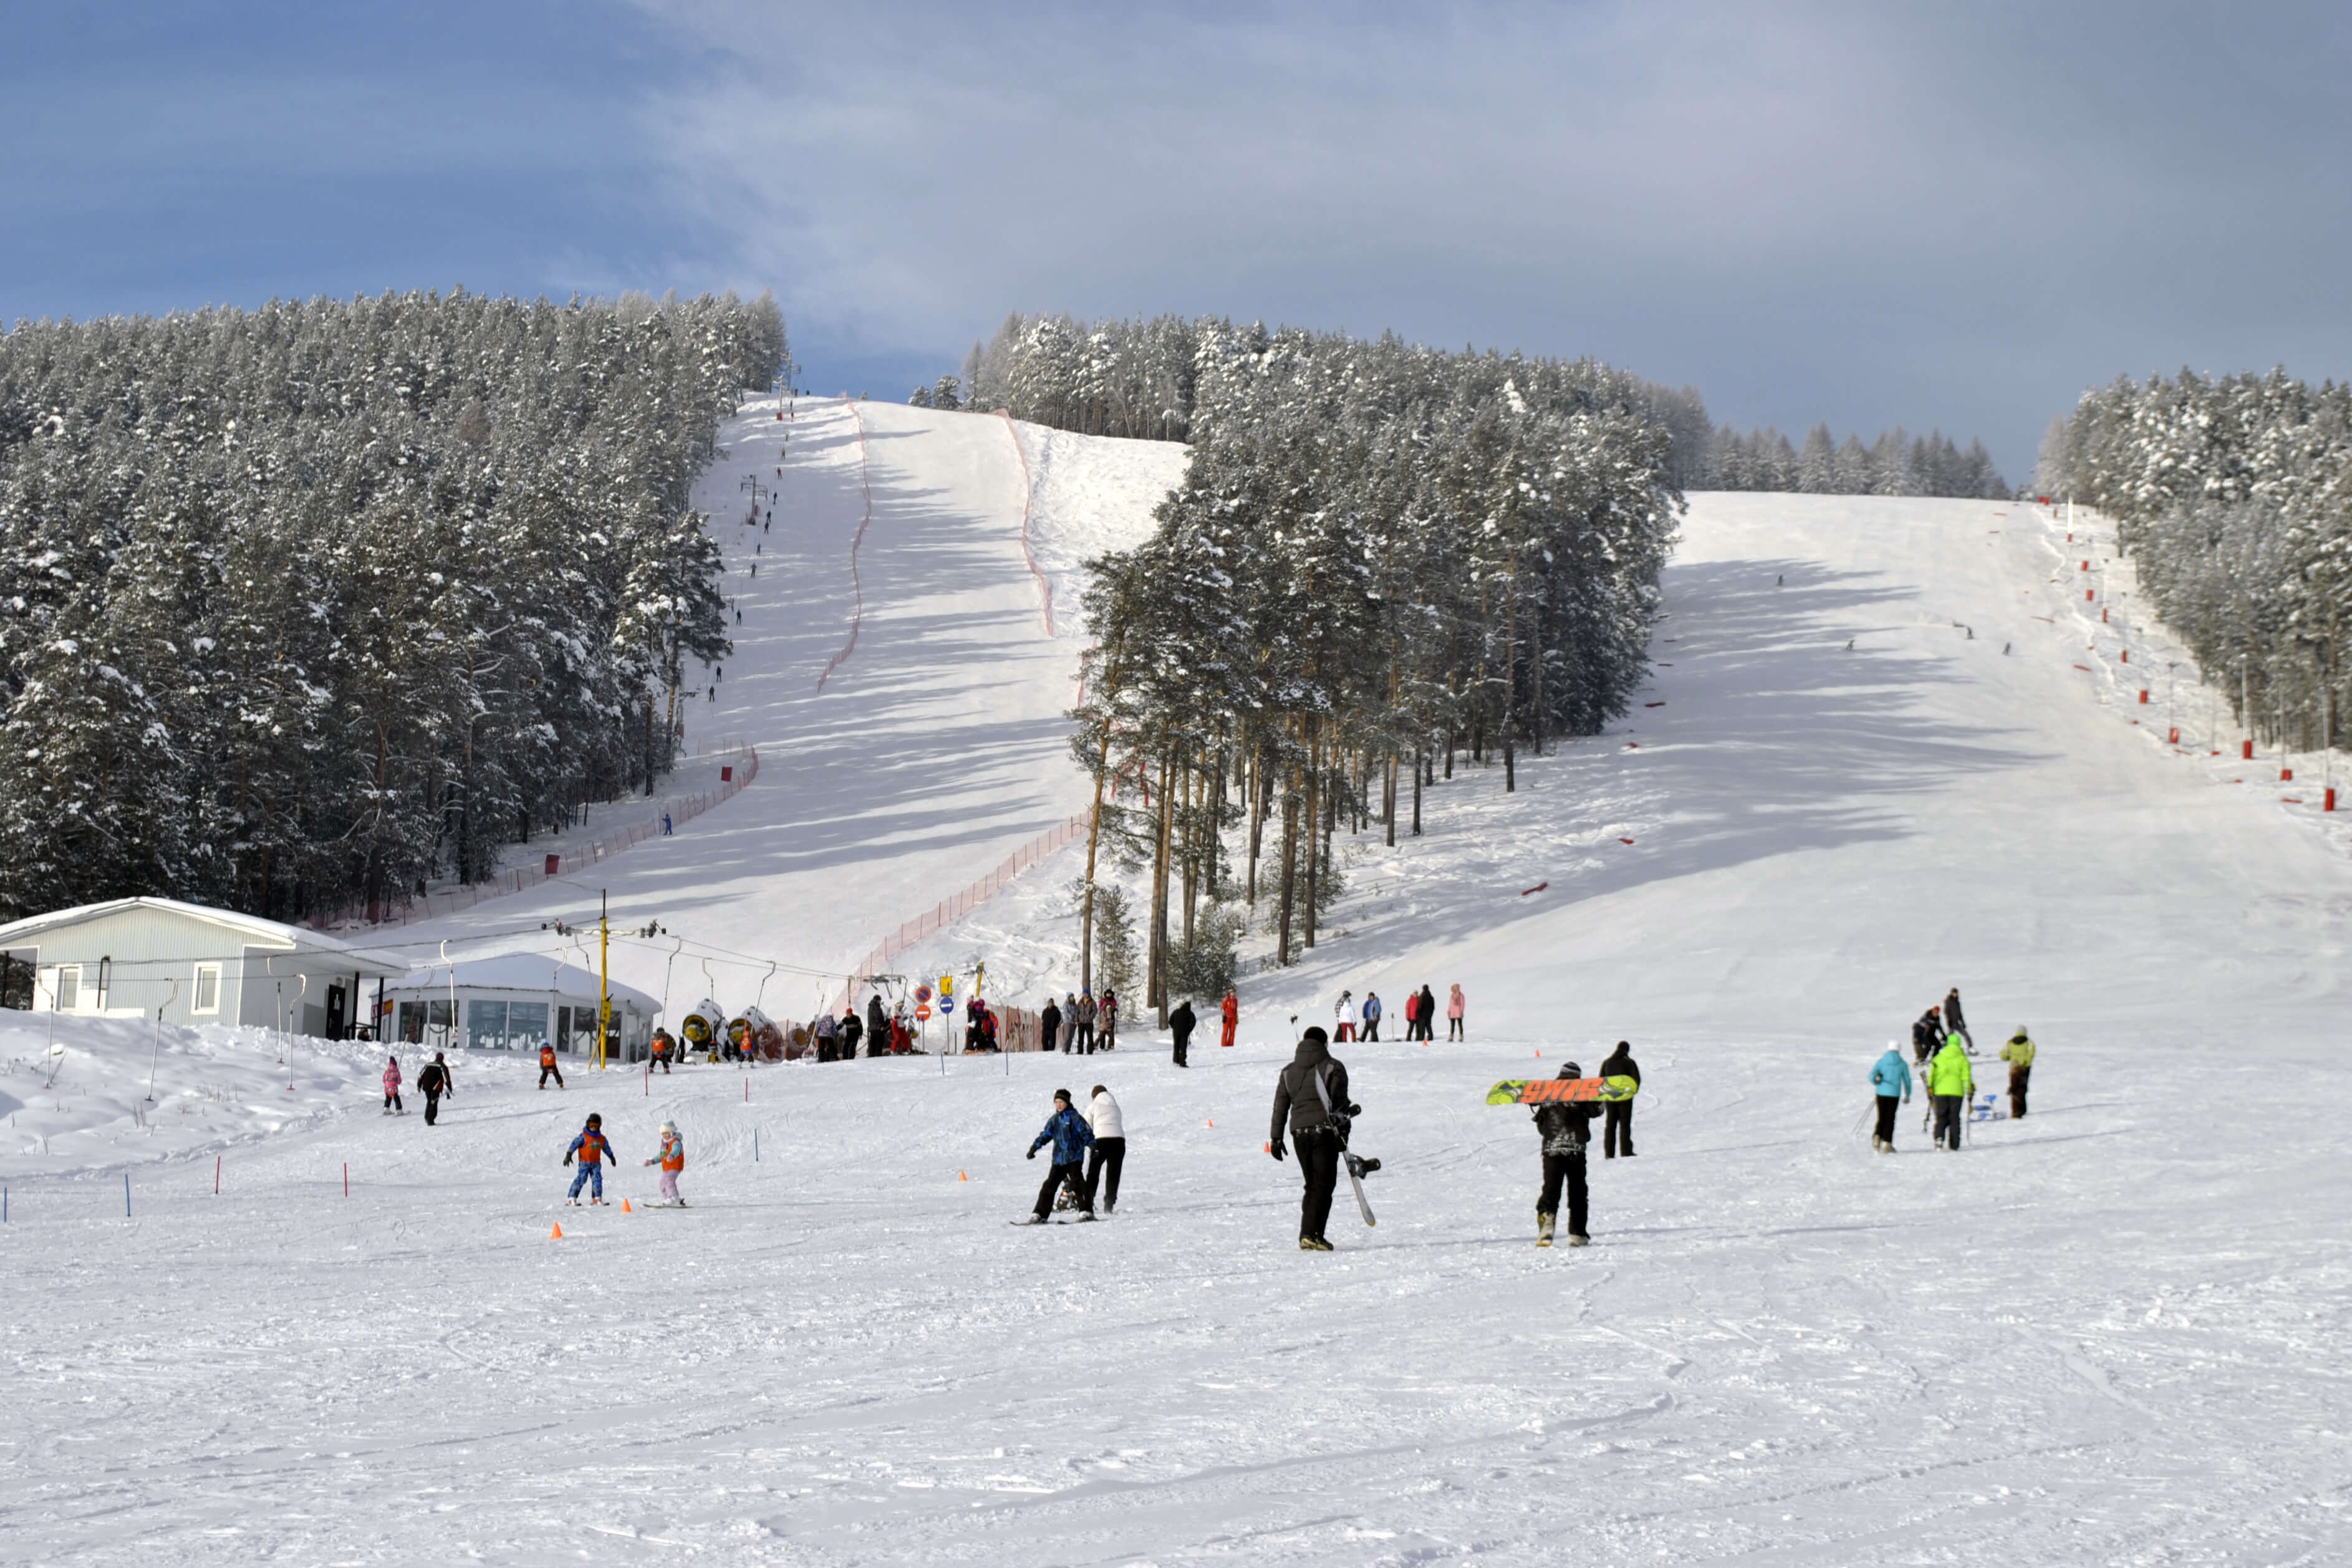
top-left (0, 896), bottom-right (410, 975)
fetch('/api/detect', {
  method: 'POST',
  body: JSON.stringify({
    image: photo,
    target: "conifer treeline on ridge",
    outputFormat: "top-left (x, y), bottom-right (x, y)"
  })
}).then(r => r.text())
top-left (0, 289), bottom-right (784, 924)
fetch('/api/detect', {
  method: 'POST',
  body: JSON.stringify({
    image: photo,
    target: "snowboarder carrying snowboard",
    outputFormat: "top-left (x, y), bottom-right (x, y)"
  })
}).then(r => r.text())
top-left (417, 1052), bottom-right (451, 1125)
top-left (564, 1113), bottom-right (615, 1204)
top-left (1270, 1026), bottom-right (1356, 1251)
top-left (643, 1119), bottom-right (686, 1205)
top-left (1599, 1040), bottom-right (1640, 1157)
top-left (539, 1042), bottom-right (565, 1090)
top-left (1023, 1090), bottom-right (1096, 1223)
top-left (1869, 1041), bottom-right (1911, 1152)
top-left (1999, 1027), bottom-right (2036, 1118)
top-left (1927, 1035), bottom-right (1973, 1150)
top-left (1531, 1064), bottom-right (1596, 1246)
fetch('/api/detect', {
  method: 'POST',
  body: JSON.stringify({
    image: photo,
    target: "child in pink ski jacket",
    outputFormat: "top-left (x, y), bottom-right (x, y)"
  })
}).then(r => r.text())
top-left (382, 1057), bottom-right (404, 1114)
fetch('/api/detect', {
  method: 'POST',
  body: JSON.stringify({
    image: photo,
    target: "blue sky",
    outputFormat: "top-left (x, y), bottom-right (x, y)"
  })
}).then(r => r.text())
top-left (6, 1), bottom-right (2348, 481)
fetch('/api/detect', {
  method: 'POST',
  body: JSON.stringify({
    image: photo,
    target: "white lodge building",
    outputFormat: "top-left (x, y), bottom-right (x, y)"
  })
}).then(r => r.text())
top-left (384, 955), bottom-right (659, 1061)
top-left (0, 897), bottom-right (410, 1038)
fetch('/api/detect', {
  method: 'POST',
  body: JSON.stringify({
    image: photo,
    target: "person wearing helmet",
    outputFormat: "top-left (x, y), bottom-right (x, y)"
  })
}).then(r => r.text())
top-left (416, 1051), bottom-right (453, 1125)
top-left (1869, 1041), bottom-right (1912, 1152)
top-left (539, 1041), bottom-right (565, 1090)
top-left (564, 1113), bottom-right (616, 1205)
top-left (382, 1056), bottom-right (404, 1115)
top-left (1998, 1026), bottom-right (2036, 1118)
top-left (1023, 1089), bottom-right (1096, 1223)
top-left (1531, 1063), bottom-right (1598, 1246)
top-left (643, 1120), bottom-right (687, 1206)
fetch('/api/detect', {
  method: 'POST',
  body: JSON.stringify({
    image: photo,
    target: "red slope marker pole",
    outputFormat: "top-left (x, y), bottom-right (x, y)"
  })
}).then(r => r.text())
top-left (344, 1163), bottom-right (349, 1197)
top-left (215, 1156), bottom-right (221, 1195)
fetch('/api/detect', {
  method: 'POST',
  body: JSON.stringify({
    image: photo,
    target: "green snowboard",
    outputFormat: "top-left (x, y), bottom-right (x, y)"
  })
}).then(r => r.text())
top-left (1486, 1075), bottom-right (1639, 1106)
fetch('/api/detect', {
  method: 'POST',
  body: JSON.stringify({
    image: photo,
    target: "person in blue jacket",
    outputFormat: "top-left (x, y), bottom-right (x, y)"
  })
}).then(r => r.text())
top-left (1023, 1089), bottom-right (1097, 1223)
top-left (1869, 1041), bottom-right (1912, 1153)
top-left (564, 1113), bottom-right (617, 1204)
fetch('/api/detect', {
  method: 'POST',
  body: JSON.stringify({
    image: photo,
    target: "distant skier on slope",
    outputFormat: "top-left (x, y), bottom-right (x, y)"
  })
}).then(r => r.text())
top-left (1169, 998), bottom-right (1196, 1067)
top-left (417, 1052), bottom-right (451, 1125)
top-left (1599, 1041), bottom-right (1641, 1157)
top-left (564, 1113), bottom-right (616, 1205)
top-left (1531, 1063), bottom-right (1597, 1246)
top-left (1944, 987), bottom-right (1975, 1052)
top-left (1270, 1026), bottom-right (1355, 1251)
top-left (1928, 1034), bottom-right (1974, 1151)
top-left (539, 1041), bottom-right (565, 1090)
top-left (382, 1056), bottom-right (405, 1115)
top-left (643, 1119), bottom-right (686, 1206)
top-left (1869, 1041), bottom-right (1911, 1152)
top-left (1999, 1026), bottom-right (2036, 1118)
top-left (1023, 1089), bottom-right (1096, 1223)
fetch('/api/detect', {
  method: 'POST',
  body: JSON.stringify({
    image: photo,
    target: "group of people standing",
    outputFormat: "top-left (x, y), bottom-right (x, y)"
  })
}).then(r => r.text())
top-left (1874, 986), bottom-right (2039, 1152)
top-left (1334, 983), bottom-right (1462, 1042)
top-left (1040, 988), bottom-right (1117, 1054)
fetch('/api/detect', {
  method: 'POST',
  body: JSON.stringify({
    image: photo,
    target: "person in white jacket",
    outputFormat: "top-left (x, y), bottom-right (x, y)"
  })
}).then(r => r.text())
top-left (1082, 1084), bottom-right (1126, 1215)
top-left (1334, 990), bottom-right (1358, 1043)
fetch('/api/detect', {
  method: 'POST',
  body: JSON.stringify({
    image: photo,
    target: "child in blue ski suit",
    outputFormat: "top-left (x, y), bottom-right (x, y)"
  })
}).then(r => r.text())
top-left (564, 1113), bottom-right (616, 1204)
top-left (1023, 1090), bottom-right (1096, 1223)
top-left (1869, 1043), bottom-right (1912, 1153)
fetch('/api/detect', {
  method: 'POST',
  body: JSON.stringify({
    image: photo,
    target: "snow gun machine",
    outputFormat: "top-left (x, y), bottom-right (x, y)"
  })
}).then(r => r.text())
top-left (1485, 1075), bottom-right (1640, 1107)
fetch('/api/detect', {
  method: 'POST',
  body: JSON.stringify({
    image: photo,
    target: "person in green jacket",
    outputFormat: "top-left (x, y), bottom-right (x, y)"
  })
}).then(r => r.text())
top-left (1927, 1034), bottom-right (1974, 1150)
top-left (1998, 1027), bottom-right (2036, 1119)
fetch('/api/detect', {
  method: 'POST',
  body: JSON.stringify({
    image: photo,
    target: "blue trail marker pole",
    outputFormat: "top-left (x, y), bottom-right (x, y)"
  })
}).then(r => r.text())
top-left (124, 1173), bottom-right (131, 1217)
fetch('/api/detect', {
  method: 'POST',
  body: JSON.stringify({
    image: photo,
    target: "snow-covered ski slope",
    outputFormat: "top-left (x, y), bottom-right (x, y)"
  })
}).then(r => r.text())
top-left (387, 397), bottom-right (1185, 1013)
top-left (4, 471), bottom-right (2351, 1564)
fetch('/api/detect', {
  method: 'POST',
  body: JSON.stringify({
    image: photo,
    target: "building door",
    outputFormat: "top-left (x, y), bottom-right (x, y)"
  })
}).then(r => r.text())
top-left (325, 983), bottom-right (347, 1039)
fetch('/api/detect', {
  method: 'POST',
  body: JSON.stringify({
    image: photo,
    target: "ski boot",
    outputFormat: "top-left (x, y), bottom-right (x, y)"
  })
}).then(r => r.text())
top-left (1536, 1211), bottom-right (1556, 1248)
top-left (1299, 1236), bottom-right (1333, 1251)
top-left (1566, 1234), bottom-right (1590, 1247)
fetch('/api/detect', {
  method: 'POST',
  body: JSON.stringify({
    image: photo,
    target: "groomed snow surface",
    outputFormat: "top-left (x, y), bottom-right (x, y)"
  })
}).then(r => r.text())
top-left (4, 437), bottom-right (2350, 1563)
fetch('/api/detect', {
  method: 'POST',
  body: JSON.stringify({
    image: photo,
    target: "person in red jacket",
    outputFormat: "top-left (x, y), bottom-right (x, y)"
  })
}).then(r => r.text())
top-left (564, 1113), bottom-right (615, 1205)
top-left (1220, 990), bottom-right (1238, 1049)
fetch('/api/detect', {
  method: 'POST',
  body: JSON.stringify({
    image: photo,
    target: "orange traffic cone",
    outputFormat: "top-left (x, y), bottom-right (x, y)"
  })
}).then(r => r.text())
top-left (551, 1222), bottom-right (564, 1239)
top-left (622, 1199), bottom-right (633, 1213)
top-left (958, 1171), bottom-right (968, 1181)
top-left (1207, 1118), bottom-right (1214, 1127)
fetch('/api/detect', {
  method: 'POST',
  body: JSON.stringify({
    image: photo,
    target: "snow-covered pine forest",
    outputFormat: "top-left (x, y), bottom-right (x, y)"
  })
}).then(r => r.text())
top-left (0, 291), bottom-right (785, 925)
top-left (1009, 324), bottom-right (1686, 1009)
top-left (1699, 421), bottom-right (2010, 498)
top-left (2038, 367), bottom-right (2352, 750)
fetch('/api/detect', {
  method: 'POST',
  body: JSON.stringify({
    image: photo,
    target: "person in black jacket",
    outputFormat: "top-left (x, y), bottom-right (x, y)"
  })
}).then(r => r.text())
top-left (867, 995), bottom-right (889, 1059)
top-left (1270, 1027), bottom-right (1354, 1251)
top-left (1942, 987), bottom-right (1973, 1052)
top-left (1533, 1064), bottom-right (1598, 1246)
top-left (1041, 996), bottom-right (1063, 1054)
top-left (416, 1052), bottom-right (452, 1125)
top-left (1169, 998), bottom-right (1196, 1067)
top-left (1599, 1039), bottom-right (1640, 1158)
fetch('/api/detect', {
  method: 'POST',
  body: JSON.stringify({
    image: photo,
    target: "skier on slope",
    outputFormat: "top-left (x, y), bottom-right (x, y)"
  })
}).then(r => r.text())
top-left (1530, 1063), bottom-right (1596, 1247)
top-left (649, 1030), bottom-right (674, 1074)
top-left (1333, 990), bottom-right (1357, 1043)
top-left (563, 1113), bottom-right (617, 1205)
top-left (1944, 987), bottom-right (1974, 1052)
top-left (1999, 1026), bottom-right (2036, 1119)
top-left (1169, 997), bottom-right (1196, 1067)
top-left (1082, 1084), bottom-right (1125, 1214)
top-left (1023, 1089), bottom-right (1096, 1223)
top-left (1869, 1041), bottom-right (1912, 1153)
top-left (1599, 1040), bottom-right (1641, 1157)
top-left (1911, 1008), bottom-right (1941, 1069)
top-left (1927, 1032), bottom-right (1974, 1151)
top-left (382, 1056), bottom-right (405, 1115)
top-left (417, 1052), bottom-right (452, 1125)
top-left (643, 1119), bottom-right (687, 1206)
top-left (1270, 1026), bottom-right (1356, 1251)
top-left (538, 1041), bottom-right (565, 1090)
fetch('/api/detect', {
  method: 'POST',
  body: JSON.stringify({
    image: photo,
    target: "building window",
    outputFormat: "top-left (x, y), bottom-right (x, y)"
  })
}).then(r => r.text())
top-left (191, 963), bottom-right (221, 1016)
top-left (55, 965), bottom-right (79, 1011)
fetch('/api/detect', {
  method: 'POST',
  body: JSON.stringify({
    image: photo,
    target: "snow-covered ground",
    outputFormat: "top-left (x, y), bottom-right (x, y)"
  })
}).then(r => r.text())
top-left (4, 468), bottom-right (2349, 1564)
